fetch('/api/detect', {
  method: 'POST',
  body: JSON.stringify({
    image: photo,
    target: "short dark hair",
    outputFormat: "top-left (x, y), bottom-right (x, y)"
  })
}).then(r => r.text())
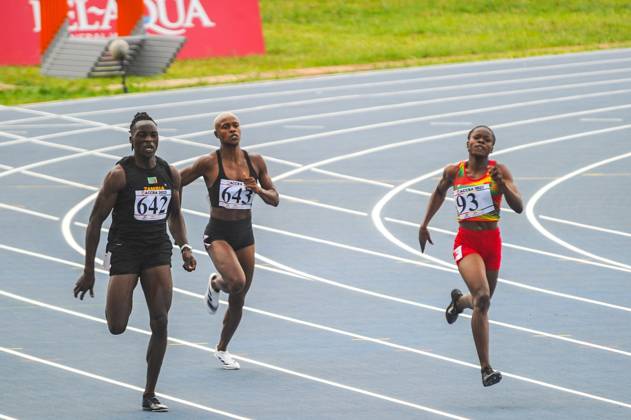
top-left (467, 125), bottom-right (496, 143)
top-left (129, 112), bottom-right (156, 133)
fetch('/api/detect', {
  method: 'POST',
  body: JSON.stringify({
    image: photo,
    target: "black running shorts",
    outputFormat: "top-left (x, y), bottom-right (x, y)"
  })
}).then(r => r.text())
top-left (107, 240), bottom-right (172, 276)
top-left (203, 217), bottom-right (254, 251)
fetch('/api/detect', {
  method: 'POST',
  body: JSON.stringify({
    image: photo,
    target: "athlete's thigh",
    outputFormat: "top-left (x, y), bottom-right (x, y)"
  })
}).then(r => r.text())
top-left (106, 274), bottom-right (139, 320)
top-left (486, 270), bottom-right (499, 297)
top-left (457, 253), bottom-right (490, 296)
top-left (235, 244), bottom-right (255, 295)
top-left (208, 240), bottom-right (245, 280)
top-left (139, 265), bottom-right (173, 316)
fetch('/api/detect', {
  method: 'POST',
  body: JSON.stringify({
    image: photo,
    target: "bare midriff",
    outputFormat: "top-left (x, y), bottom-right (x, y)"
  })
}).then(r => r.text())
top-left (459, 220), bottom-right (498, 231)
top-left (211, 207), bottom-right (252, 221)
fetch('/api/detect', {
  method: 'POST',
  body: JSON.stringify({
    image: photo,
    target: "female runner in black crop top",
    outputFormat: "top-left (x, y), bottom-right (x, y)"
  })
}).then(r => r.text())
top-left (180, 112), bottom-right (279, 369)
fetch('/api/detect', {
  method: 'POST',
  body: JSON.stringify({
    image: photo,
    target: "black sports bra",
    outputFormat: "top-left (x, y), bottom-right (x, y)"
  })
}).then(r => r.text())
top-left (208, 150), bottom-right (258, 209)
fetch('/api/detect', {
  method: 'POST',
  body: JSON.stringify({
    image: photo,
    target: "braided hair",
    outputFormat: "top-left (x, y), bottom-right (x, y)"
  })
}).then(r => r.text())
top-left (130, 112), bottom-right (156, 133)
top-left (467, 125), bottom-right (496, 144)
top-left (129, 112), bottom-right (156, 150)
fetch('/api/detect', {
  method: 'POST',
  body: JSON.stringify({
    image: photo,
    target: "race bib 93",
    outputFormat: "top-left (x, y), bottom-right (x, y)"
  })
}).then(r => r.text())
top-left (454, 183), bottom-right (494, 220)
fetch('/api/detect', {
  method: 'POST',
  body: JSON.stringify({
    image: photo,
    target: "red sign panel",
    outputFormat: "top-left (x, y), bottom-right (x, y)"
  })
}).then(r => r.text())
top-left (1, 0), bottom-right (265, 65)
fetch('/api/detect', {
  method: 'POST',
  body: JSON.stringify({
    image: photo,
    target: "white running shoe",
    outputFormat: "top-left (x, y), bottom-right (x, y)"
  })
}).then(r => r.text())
top-left (205, 273), bottom-right (220, 314)
top-left (215, 350), bottom-right (240, 370)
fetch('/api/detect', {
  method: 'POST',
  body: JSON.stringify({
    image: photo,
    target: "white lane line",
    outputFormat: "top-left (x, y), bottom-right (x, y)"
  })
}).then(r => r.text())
top-left (3, 270), bottom-right (631, 412)
top-left (0, 131), bottom-right (24, 140)
top-left (26, 138), bottom-right (120, 159)
top-left (0, 123), bottom-right (86, 128)
top-left (177, 81), bottom-right (631, 142)
top-left (10, 55), bottom-right (631, 123)
top-left (14, 210), bottom-right (631, 409)
top-left (0, 290), bottom-right (468, 419)
top-left (430, 121), bottom-right (473, 126)
top-left (7, 132), bottom-right (621, 274)
top-left (0, 163), bottom-right (99, 191)
top-left (280, 194), bottom-right (368, 216)
top-left (269, 106), bottom-right (631, 183)
top-left (250, 222), bottom-right (631, 312)
top-left (0, 133), bottom-right (120, 165)
top-left (0, 139), bottom-right (29, 148)
top-left (133, 75), bottom-right (631, 130)
top-left (3, 239), bottom-right (631, 365)
top-left (539, 215), bottom-right (631, 238)
top-left (4, 102), bottom-right (625, 219)
top-left (60, 185), bottom-right (631, 324)
top-left (5, 77), bottom-right (631, 166)
top-left (0, 414), bottom-right (18, 420)
top-left (17, 48), bottom-right (631, 110)
top-left (9, 69), bottom-right (617, 143)
top-left (5, 89), bottom-right (631, 183)
top-left (383, 217), bottom-right (631, 274)
top-left (255, 253), bottom-right (631, 358)
top-left (54, 190), bottom-right (631, 359)
top-left (369, 124), bottom-right (631, 275)
top-left (54, 170), bottom-right (631, 316)
top-left (0, 142), bottom-right (129, 181)
top-left (526, 152), bottom-right (631, 270)
top-left (311, 168), bottom-right (395, 187)
top-left (580, 118), bottom-right (624, 122)
top-left (0, 203), bottom-right (59, 221)
top-left (283, 124), bottom-right (325, 129)
top-left (121, 288), bottom-right (631, 409)
top-left (0, 346), bottom-right (250, 419)
top-left (1, 124), bottom-right (628, 279)
top-left (68, 219), bottom-right (314, 282)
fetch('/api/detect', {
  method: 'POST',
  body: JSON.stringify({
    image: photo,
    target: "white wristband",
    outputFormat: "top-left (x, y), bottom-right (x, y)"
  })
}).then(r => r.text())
top-left (180, 244), bottom-right (192, 252)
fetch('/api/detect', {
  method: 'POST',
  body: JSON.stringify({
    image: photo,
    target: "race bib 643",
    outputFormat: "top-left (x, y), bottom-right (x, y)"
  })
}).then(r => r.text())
top-left (219, 179), bottom-right (254, 210)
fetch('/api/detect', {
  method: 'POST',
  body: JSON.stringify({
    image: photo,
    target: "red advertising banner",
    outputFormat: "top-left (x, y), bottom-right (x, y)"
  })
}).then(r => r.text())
top-left (1, 0), bottom-right (265, 66)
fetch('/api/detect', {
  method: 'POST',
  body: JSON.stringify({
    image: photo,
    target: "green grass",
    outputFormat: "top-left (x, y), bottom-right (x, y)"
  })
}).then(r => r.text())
top-left (2, 0), bottom-right (631, 104)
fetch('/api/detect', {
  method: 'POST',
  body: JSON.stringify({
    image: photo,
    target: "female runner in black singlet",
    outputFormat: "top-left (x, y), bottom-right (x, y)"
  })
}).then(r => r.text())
top-left (180, 112), bottom-right (279, 369)
top-left (74, 112), bottom-right (197, 411)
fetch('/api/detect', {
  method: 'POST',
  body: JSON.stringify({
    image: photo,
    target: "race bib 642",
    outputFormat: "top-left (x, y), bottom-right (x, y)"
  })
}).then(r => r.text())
top-left (134, 189), bottom-right (172, 221)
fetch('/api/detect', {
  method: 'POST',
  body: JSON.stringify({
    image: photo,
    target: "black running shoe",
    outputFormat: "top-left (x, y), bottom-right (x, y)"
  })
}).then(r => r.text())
top-left (445, 289), bottom-right (463, 324)
top-left (481, 367), bottom-right (502, 387)
top-left (142, 395), bottom-right (168, 412)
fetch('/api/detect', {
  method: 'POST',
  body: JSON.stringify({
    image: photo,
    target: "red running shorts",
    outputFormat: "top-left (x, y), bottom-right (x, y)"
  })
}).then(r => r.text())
top-left (452, 226), bottom-right (502, 271)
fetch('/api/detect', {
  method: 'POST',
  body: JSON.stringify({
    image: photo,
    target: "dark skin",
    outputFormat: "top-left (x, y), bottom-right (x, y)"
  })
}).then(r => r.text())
top-left (418, 126), bottom-right (523, 371)
top-left (180, 114), bottom-right (278, 352)
top-left (73, 120), bottom-right (196, 397)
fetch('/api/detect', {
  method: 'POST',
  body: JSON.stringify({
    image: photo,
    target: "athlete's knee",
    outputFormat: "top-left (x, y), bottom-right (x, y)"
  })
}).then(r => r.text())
top-left (226, 275), bottom-right (246, 294)
top-left (149, 314), bottom-right (168, 336)
top-left (473, 292), bottom-right (491, 313)
top-left (105, 310), bottom-right (128, 334)
top-left (107, 320), bottom-right (128, 335)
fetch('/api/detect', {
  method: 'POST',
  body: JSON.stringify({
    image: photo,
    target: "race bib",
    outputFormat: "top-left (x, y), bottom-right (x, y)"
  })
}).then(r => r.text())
top-left (134, 189), bottom-right (172, 221)
top-left (219, 179), bottom-right (254, 209)
top-left (454, 183), bottom-right (494, 220)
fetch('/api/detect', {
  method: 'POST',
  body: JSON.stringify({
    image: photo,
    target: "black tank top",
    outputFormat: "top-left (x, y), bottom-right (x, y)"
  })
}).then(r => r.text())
top-left (107, 156), bottom-right (173, 245)
top-left (208, 149), bottom-right (258, 209)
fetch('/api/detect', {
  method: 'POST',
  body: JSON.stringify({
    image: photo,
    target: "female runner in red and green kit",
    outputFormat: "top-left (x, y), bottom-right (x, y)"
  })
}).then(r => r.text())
top-left (418, 125), bottom-right (523, 387)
